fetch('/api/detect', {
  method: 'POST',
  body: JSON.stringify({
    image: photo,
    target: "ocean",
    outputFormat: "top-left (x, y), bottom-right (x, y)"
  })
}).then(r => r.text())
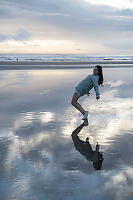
top-left (0, 53), bottom-right (133, 62)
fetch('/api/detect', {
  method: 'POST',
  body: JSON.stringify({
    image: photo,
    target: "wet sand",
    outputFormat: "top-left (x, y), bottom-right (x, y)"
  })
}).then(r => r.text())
top-left (0, 68), bottom-right (133, 200)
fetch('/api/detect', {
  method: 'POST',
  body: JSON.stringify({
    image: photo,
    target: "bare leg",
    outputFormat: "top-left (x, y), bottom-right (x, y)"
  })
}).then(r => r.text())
top-left (71, 93), bottom-right (85, 115)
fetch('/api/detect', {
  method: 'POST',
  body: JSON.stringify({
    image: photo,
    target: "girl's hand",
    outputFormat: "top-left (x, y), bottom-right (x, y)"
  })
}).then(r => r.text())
top-left (96, 95), bottom-right (100, 101)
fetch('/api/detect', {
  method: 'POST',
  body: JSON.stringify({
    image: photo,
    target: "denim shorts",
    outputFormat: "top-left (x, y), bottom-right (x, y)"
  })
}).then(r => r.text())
top-left (74, 89), bottom-right (81, 97)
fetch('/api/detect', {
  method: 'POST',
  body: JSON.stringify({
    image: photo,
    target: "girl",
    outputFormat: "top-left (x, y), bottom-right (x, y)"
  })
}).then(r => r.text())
top-left (71, 65), bottom-right (103, 120)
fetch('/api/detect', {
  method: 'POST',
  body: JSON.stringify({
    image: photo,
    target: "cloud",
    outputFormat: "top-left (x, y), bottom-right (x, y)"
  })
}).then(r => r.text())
top-left (1, 0), bottom-right (133, 53)
top-left (84, 0), bottom-right (133, 9)
top-left (0, 28), bottom-right (32, 42)
top-left (118, 8), bottom-right (133, 16)
top-left (0, 34), bottom-right (9, 41)
top-left (104, 39), bottom-right (133, 50)
top-left (12, 28), bottom-right (32, 41)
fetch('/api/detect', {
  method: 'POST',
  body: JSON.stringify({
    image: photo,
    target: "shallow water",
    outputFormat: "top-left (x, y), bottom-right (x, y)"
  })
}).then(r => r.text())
top-left (0, 68), bottom-right (133, 200)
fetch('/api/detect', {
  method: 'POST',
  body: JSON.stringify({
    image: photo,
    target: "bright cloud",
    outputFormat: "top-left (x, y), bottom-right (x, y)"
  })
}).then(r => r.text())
top-left (84, 0), bottom-right (133, 9)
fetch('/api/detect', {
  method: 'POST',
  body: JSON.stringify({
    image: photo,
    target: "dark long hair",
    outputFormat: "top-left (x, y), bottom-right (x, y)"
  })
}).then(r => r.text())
top-left (95, 65), bottom-right (103, 85)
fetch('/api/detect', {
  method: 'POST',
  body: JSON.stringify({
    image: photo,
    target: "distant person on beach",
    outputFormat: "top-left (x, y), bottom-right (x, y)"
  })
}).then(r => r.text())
top-left (71, 65), bottom-right (104, 120)
top-left (72, 121), bottom-right (104, 170)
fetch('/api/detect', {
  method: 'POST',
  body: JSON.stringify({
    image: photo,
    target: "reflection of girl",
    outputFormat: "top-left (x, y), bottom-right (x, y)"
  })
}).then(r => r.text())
top-left (71, 65), bottom-right (104, 120)
top-left (71, 122), bottom-right (104, 170)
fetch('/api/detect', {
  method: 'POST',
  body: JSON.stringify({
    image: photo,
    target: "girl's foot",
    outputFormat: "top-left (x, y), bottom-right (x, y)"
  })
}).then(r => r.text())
top-left (82, 111), bottom-right (88, 120)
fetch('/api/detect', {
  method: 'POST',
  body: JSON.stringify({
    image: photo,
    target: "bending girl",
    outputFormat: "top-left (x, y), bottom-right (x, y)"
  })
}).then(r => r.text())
top-left (71, 65), bottom-right (103, 120)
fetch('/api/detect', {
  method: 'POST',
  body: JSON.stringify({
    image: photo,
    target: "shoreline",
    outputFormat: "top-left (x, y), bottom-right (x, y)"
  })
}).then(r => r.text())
top-left (0, 61), bottom-right (133, 70)
top-left (1, 60), bottom-right (133, 65)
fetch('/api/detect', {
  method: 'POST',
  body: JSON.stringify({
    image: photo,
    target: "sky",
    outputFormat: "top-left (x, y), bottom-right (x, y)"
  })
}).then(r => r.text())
top-left (0, 0), bottom-right (133, 55)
